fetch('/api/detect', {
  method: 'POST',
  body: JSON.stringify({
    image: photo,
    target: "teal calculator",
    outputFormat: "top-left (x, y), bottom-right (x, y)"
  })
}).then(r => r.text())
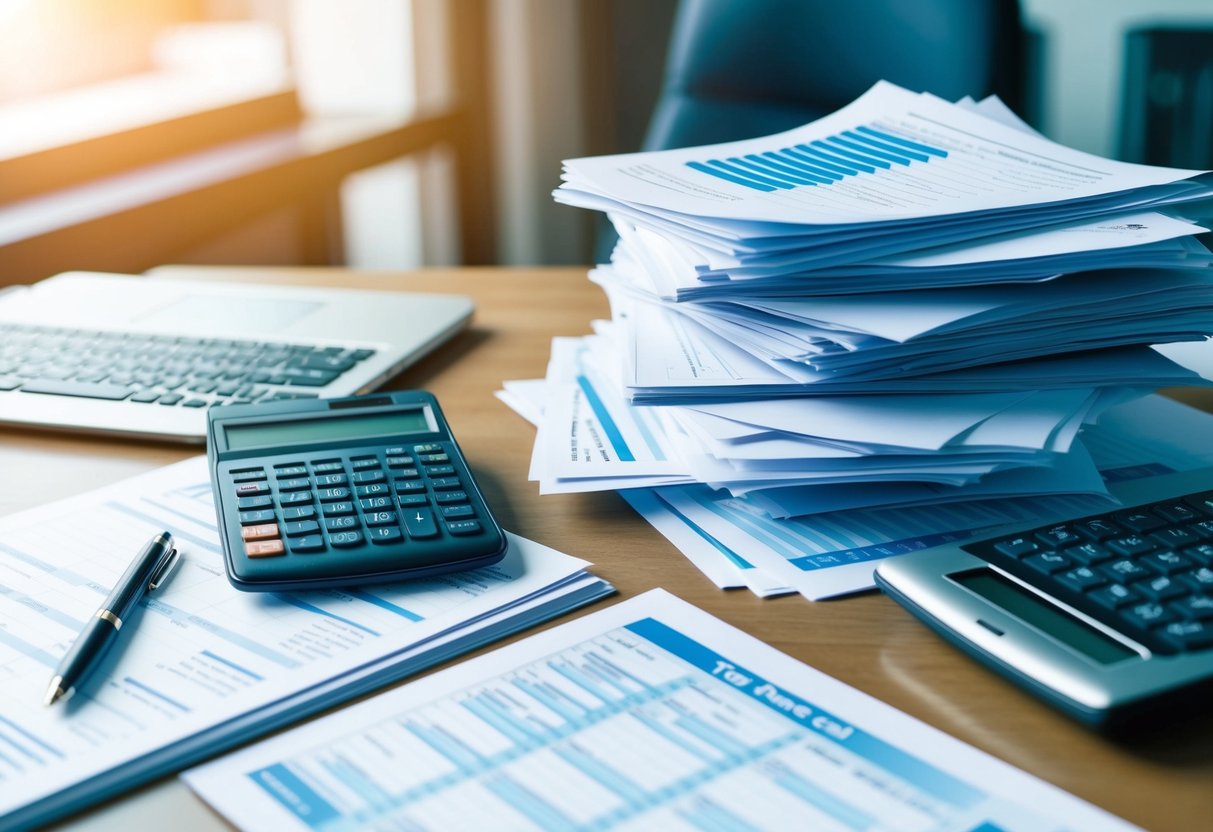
top-left (207, 391), bottom-right (508, 591)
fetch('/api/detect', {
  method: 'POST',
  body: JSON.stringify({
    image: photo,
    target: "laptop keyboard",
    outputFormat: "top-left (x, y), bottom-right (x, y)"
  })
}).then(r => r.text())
top-left (0, 324), bottom-right (377, 408)
top-left (965, 491), bottom-right (1213, 655)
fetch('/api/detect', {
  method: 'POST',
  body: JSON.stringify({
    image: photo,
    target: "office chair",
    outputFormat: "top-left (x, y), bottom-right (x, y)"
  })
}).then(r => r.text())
top-left (595, 0), bottom-right (1026, 260)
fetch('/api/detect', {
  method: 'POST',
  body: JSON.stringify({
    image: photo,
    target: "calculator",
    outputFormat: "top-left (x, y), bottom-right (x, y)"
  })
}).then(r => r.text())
top-left (874, 468), bottom-right (1213, 731)
top-left (207, 391), bottom-right (508, 591)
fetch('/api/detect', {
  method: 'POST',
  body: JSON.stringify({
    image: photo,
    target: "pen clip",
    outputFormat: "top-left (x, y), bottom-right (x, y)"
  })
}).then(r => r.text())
top-left (148, 547), bottom-right (180, 591)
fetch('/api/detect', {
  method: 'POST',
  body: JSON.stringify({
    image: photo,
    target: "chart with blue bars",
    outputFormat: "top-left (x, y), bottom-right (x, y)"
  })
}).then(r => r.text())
top-left (245, 617), bottom-right (1046, 831)
top-left (686, 124), bottom-right (949, 193)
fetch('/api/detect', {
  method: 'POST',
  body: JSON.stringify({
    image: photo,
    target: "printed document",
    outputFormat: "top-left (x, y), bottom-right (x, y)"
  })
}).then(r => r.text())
top-left (0, 457), bottom-right (609, 828)
top-left (184, 589), bottom-right (1136, 831)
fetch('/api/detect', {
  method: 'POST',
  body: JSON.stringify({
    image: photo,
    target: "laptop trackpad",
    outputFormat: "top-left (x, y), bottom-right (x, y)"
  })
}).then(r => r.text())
top-left (134, 295), bottom-right (323, 334)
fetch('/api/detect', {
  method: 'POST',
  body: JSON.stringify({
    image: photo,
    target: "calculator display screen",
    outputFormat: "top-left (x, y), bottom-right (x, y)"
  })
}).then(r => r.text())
top-left (952, 569), bottom-right (1136, 665)
top-left (224, 408), bottom-right (433, 450)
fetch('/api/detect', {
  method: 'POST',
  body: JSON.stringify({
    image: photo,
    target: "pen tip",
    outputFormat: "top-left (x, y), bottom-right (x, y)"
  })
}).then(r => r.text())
top-left (44, 676), bottom-right (68, 706)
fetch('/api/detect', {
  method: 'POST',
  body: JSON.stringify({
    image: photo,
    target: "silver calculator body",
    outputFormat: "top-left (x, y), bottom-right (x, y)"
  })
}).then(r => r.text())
top-left (875, 466), bottom-right (1213, 730)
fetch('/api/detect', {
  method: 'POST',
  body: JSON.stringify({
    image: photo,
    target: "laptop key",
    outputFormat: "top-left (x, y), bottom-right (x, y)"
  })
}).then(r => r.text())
top-left (20, 379), bottom-right (133, 400)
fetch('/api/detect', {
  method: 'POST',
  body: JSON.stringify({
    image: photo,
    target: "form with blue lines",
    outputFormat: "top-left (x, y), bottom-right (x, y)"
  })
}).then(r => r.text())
top-left (184, 590), bottom-right (1133, 831)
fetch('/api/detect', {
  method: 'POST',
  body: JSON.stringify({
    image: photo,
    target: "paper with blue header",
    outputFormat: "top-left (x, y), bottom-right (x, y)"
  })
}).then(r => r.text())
top-left (184, 589), bottom-right (1136, 831)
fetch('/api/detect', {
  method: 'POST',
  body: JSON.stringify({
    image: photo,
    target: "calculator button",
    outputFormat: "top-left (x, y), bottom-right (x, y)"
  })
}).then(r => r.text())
top-left (993, 537), bottom-right (1038, 558)
top-left (435, 490), bottom-right (469, 505)
top-left (1073, 518), bottom-right (1121, 541)
top-left (289, 535), bottom-right (326, 554)
top-left (355, 483), bottom-right (391, 498)
top-left (1122, 602), bottom-right (1174, 629)
top-left (446, 520), bottom-right (482, 535)
top-left (398, 493), bottom-right (428, 508)
top-left (1186, 544), bottom-right (1213, 566)
top-left (1152, 527), bottom-right (1200, 550)
top-left (369, 526), bottom-right (404, 544)
top-left (282, 506), bottom-right (316, 521)
top-left (1171, 595), bottom-right (1213, 620)
top-left (239, 509), bottom-right (276, 524)
top-left (235, 482), bottom-right (270, 497)
top-left (1023, 551), bottom-right (1073, 575)
top-left (403, 508), bottom-right (439, 538)
top-left (329, 530), bottom-right (364, 548)
top-left (276, 478), bottom-right (312, 492)
top-left (1189, 521), bottom-right (1213, 540)
top-left (383, 446), bottom-right (408, 456)
top-left (278, 491), bottom-right (313, 507)
top-left (1136, 575), bottom-right (1186, 603)
top-left (231, 468), bottom-right (266, 482)
top-left (1113, 510), bottom-right (1166, 534)
top-left (1034, 525), bottom-right (1078, 549)
top-left (365, 511), bottom-right (399, 527)
top-left (386, 456), bottom-right (413, 469)
top-left (1089, 583), bottom-right (1140, 610)
top-left (1066, 542), bottom-right (1111, 565)
top-left (350, 458), bottom-right (380, 471)
top-left (393, 467), bottom-right (421, 480)
top-left (1055, 566), bottom-right (1106, 593)
top-left (1184, 491), bottom-right (1213, 514)
top-left (323, 501), bottom-right (355, 516)
top-left (352, 470), bottom-right (386, 484)
top-left (324, 516), bottom-right (359, 531)
top-left (1157, 619), bottom-right (1213, 651)
top-left (313, 461), bottom-right (344, 473)
top-left (1156, 502), bottom-right (1201, 524)
top-left (1178, 567), bottom-right (1213, 592)
top-left (317, 487), bottom-right (352, 502)
top-left (245, 539), bottom-right (285, 558)
top-left (360, 496), bottom-right (393, 510)
top-left (440, 504), bottom-right (476, 520)
top-left (429, 477), bottom-right (462, 491)
top-left (315, 473), bottom-right (349, 487)
top-left (241, 523), bottom-right (280, 541)
top-left (283, 520), bottom-right (321, 536)
top-left (426, 465), bottom-right (456, 477)
top-left (274, 465), bottom-right (308, 477)
top-left (237, 495), bottom-right (273, 510)
top-left (395, 479), bottom-right (425, 494)
top-left (418, 453), bottom-right (449, 464)
top-left (1100, 558), bottom-right (1153, 582)
top-left (413, 443), bottom-right (443, 454)
top-left (1105, 536), bottom-right (1154, 558)
top-left (1141, 550), bottom-right (1193, 575)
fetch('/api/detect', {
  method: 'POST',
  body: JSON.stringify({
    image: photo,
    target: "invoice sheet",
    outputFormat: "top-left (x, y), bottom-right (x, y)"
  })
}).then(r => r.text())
top-left (0, 457), bottom-right (602, 826)
top-left (184, 589), bottom-right (1136, 832)
top-left (560, 80), bottom-right (1203, 225)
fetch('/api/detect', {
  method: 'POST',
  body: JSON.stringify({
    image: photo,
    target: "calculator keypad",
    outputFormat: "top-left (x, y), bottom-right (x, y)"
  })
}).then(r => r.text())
top-left (223, 444), bottom-right (483, 565)
top-left (968, 491), bottom-right (1213, 654)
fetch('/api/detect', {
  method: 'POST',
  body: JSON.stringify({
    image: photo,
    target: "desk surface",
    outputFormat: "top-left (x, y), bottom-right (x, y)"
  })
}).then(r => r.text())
top-left (32, 265), bottom-right (1212, 832)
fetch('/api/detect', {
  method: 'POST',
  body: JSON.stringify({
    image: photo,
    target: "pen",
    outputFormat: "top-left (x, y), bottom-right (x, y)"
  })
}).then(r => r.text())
top-left (45, 531), bottom-right (180, 706)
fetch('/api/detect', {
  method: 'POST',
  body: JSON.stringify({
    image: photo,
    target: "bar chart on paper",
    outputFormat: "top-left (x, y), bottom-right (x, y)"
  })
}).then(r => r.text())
top-left (687, 125), bottom-right (949, 193)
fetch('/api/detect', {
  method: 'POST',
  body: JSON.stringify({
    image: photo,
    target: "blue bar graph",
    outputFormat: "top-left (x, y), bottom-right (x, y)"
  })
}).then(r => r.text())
top-left (687, 124), bottom-right (948, 191)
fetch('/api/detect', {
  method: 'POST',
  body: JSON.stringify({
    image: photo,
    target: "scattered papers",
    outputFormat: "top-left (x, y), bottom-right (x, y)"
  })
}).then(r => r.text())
top-left (184, 590), bottom-right (1137, 832)
top-left (0, 457), bottom-right (612, 830)
top-left (512, 80), bottom-right (1213, 601)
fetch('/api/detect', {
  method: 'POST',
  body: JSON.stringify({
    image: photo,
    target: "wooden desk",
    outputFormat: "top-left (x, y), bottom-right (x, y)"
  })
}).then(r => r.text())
top-left (31, 266), bottom-right (1212, 832)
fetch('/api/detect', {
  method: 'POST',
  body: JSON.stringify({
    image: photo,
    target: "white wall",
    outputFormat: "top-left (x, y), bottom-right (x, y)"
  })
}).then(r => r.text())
top-left (1022, 0), bottom-right (1213, 156)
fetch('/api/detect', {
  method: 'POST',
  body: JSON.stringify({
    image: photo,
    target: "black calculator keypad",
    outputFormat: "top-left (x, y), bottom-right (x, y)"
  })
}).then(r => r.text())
top-left (222, 442), bottom-right (483, 566)
top-left (968, 491), bottom-right (1213, 654)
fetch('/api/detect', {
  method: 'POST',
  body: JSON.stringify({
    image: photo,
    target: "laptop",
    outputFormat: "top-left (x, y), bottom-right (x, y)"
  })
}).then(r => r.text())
top-left (0, 272), bottom-right (474, 442)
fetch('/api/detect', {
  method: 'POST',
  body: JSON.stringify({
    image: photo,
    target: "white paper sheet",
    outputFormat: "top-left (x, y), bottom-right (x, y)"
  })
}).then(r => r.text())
top-left (184, 589), bottom-right (1136, 832)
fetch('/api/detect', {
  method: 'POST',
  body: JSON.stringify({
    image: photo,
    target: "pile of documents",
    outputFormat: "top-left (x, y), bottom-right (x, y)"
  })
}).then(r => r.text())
top-left (502, 81), bottom-right (1213, 598)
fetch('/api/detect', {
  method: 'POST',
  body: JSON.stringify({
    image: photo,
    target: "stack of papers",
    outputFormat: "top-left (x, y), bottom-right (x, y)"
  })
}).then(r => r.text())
top-left (504, 80), bottom-right (1213, 598)
top-left (0, 457), bottom-right (613, 830)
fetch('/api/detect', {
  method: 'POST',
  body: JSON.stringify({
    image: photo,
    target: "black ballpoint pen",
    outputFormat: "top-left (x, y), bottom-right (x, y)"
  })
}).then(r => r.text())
top-left (45, 531), bottom-right (180, 706)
